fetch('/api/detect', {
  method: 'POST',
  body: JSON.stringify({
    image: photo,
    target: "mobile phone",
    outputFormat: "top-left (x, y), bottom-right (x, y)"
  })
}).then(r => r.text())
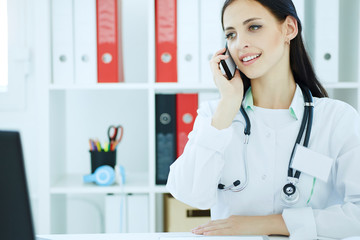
top-left (220, 44), bottom-right (237, 80)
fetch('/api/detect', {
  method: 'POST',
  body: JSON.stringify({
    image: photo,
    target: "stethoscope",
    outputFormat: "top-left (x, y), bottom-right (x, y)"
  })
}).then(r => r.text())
top-left (218, 84), bottom-right (314, 205)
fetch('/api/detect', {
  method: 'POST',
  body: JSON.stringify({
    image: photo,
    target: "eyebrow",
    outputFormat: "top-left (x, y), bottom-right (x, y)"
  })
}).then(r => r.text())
top-left (224, 17), bottom-right (262, 31)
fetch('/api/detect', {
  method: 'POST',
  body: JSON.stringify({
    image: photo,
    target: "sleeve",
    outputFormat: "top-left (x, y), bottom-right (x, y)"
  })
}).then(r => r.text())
top-left (166, 101), bottom-right (234, 209)
top-left (283, 103), bottom-right (360, 240)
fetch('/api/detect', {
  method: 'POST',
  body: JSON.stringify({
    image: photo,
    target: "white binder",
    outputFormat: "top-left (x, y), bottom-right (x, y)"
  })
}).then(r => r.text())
top-left (126, 193), bottom-right (149, 232)
top-left (199, 0), bottom-right (224, 85)
top-left (177, 0), bottom-right (200, 84)
top-left (74, 0), bottom-right (97, 85)
top-left (313, 0), bottom-right (339, 83)
top-left (51, 0), bottom-right (74, 85)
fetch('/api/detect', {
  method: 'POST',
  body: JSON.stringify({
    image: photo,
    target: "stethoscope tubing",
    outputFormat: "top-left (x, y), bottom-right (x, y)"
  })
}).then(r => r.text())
top-left (229, 142), bottom-right (249, 192)
top-left (288, 85), bottom-right (314, 179)
top-left (218, 84), bottom-right (314, 195)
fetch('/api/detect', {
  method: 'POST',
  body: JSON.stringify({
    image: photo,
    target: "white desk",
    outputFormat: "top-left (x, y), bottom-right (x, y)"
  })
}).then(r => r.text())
top-left (38, 232), bottom-right (288, 240)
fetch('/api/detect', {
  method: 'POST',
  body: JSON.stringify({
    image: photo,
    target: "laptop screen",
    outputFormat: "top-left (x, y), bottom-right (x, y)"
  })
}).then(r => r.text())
top-left (0, 131), bottom-right (35, 240)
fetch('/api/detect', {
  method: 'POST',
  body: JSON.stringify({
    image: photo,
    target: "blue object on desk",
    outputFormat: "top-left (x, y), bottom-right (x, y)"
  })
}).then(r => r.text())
top-left (83, 165), bottom-right (115, 186)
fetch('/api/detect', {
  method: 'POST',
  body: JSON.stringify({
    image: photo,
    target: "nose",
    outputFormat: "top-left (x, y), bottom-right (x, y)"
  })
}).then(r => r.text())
top-left (234, 35), bottom-right (250, 50)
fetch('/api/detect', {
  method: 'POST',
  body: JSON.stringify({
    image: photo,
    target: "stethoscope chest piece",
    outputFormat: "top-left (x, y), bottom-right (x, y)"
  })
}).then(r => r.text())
top-left (281, 182), bottom-right (300, 205)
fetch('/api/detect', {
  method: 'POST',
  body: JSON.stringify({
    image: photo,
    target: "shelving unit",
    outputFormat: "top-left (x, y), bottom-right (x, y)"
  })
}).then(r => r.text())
top-left (35, 0), bottom-right (360, 235)
top-left (42, 0), bottom-right (224, 233)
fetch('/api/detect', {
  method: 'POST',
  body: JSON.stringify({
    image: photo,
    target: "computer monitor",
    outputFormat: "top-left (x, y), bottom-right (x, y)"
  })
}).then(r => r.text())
top-left (0, 130), bottom-right (35, 240)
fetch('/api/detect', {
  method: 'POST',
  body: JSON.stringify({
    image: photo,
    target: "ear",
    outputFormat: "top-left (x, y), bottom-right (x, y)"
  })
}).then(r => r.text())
top-left (283, 15), bottom-right (298, 43)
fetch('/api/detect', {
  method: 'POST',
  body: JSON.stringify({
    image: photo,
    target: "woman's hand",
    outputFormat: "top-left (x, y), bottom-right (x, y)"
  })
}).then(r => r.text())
top-left (210, 48), bottom-right (245, 130)
top-left (192, 214), bottom-right (290, 236)
top-left (210, 48), bottom-right (244, 102)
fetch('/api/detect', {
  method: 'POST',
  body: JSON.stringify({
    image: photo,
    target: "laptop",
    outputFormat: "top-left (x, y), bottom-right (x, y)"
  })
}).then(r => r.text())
top-left (0, 130), bottom-right (47, 240)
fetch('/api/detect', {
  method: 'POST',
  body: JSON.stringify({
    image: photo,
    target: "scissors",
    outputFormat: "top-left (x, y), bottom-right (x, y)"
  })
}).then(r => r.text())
top-left (107, 125), bottom-right (124, 151)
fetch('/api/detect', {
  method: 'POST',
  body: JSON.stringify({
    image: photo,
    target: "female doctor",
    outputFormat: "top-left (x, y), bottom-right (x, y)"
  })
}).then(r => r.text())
top-left (166, 0), bottom-right (360, 239)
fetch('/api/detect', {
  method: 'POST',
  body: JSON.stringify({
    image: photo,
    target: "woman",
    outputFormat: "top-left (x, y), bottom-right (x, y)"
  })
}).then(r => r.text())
top-left (166, 0), bottom-right (360, 239)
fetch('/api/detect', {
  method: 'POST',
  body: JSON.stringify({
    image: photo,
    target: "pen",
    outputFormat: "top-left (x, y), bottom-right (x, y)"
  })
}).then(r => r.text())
top-left (89, 139), bottom-right (93, 151)
top-left (95, 139), bottom-right (102, 151)
top-left (103, 141), bottom-right (109, 152)
top-left (90, 139), bottom-right (97, 151)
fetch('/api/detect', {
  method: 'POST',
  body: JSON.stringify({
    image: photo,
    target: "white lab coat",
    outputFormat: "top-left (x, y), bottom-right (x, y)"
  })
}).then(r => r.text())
top-left (166, 85), bottom-right (360, 240)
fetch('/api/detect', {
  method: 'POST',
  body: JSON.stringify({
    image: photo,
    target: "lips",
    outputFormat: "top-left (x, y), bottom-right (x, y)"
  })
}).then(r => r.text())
top-left (242, 54), bottom-right (261, 62)
top-left (239, 53), bottom-right (261, 66)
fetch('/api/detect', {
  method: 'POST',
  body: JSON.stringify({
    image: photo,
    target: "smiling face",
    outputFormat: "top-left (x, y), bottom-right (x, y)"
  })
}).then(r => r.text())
top-left (223, 0), bottom-right (289, 80)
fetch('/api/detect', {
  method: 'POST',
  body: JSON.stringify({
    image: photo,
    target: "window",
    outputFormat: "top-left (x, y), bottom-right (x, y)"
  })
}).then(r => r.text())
top-left (0, 0), bottom-right (27, 110)
top-left (0, 0), bottom-right (8, 92)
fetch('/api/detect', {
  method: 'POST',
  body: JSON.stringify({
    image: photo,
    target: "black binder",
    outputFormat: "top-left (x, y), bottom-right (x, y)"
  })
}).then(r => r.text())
top-left (155, 94), bottom-right (177, 185)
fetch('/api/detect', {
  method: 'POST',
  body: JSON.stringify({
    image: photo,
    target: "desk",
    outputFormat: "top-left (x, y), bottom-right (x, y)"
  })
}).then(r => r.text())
top-left (38, 232), bottom-right (288, 240)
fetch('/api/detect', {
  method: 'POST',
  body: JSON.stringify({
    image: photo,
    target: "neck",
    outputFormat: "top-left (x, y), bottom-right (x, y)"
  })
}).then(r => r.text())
top-left (251, 72), bottom-right (296, 109)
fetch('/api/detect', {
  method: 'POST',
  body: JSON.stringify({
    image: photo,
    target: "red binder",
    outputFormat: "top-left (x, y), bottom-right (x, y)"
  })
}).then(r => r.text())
top-left (97, 0), bottom-right (124, 83)
top-left (176, 93), bottom-right (198, 157)
top-left (117, 0), bottom-right (124, 82)
top-left (155, 0), bottom-right (177, 82)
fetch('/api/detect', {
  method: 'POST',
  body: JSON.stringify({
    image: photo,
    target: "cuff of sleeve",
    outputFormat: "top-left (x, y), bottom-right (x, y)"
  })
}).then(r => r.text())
top-left (282, 207), bottom-right (317, 240)
top-left (193, 116), bottom-right (233, 153)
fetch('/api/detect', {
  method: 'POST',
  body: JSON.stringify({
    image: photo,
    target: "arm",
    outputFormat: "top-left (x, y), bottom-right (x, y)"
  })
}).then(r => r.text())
top-left (192, 214), bottom-right (290, 236)
top-left (212, 97), bottom-right (242, 130)
top-left (166, 48), bottom-right (243, 208)
top-left (312, 142), bottom-right (360, 238)
top-left (166, 101), bottom-right (235, 209)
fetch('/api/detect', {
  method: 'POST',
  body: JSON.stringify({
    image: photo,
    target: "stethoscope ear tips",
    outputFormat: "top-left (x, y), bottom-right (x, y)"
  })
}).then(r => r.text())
top-left (233, 180), bottom-right (241, 187)
top-left (218, 180), bottom-right (241, 190)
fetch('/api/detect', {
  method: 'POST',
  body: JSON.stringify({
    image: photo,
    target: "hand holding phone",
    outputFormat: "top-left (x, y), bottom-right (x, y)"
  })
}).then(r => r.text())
top-left (219, 44), bottom-right (237, 80)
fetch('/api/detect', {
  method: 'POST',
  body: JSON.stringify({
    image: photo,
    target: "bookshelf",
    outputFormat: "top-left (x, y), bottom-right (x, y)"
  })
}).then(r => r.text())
top-left (34, 0), bottom-right (360, 235)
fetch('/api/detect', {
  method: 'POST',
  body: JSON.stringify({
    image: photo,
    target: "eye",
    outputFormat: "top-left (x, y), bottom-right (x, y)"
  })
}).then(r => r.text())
top-left (249, 25), bottom-right (262, 31)
top-left (225, 32), bottom-right (236, 40)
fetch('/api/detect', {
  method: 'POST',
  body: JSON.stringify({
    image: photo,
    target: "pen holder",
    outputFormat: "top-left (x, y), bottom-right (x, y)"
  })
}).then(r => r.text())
top-left (90, 151), bottom-right (116, 173)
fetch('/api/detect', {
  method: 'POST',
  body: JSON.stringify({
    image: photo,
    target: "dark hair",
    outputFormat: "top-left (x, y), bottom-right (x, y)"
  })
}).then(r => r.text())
top-left (221, 0), bottom-right (328, 98)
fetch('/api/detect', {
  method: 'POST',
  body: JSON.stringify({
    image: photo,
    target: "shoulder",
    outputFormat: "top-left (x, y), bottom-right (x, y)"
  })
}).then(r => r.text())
top-left (314, 97), bottom-right (359, 120)
top-left (314, 97), bottom-right (360, 146)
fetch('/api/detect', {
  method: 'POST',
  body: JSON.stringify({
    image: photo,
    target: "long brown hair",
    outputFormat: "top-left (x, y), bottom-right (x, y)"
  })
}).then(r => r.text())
top-left (221, 0), bottom-right (328, 98)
